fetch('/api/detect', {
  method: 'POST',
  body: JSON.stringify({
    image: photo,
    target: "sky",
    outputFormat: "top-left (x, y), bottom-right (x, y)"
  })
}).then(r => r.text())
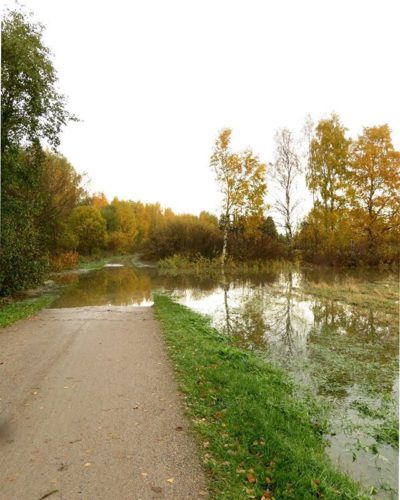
top-left (7, 0), bottom-right (400, 217)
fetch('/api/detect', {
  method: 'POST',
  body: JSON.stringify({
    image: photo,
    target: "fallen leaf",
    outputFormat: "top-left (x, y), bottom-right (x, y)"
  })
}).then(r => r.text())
top-left (141, 472), bottom-right (148, 477)
top-left (84, 462), bottom-right (91, 467)
top-left (38, 490), bottom-right (59, 500)
top-left (69, 439), bottom-right (82, 444)
top-left (166, 478), bottom-right (175, 483)
top-left (175, 426), bottom-right (183, 431)
top-left (246, 472), bottom-right (256, 483)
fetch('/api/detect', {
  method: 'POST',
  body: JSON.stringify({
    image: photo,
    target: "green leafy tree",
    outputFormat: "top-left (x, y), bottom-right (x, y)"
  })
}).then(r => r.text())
top-left (210, 128), bottom-right (267, 264)
top-left (1, 10), bottom-right (74, 153)
top-left (1, 9), bottom-right (75, 295)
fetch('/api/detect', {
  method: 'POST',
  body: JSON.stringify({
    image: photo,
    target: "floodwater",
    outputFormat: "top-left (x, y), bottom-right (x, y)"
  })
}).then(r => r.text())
top-left (51, 262), bottom-right (399, 497)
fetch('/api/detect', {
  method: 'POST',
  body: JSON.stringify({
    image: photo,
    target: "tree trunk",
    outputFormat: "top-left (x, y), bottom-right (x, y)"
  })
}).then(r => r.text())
top-left (221, 225), bottom-right (228, 266)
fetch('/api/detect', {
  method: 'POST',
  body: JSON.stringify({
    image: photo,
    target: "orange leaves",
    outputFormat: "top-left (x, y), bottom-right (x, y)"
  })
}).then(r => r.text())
top-left (246, 472), bottom-right (256, 483)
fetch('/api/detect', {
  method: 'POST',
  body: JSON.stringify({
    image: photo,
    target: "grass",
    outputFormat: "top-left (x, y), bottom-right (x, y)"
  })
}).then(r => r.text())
top-left (76, 253), bottom-right (140, 271)
top-left (154, 295), bottom-right (368, 499)
top-left (158, 255), bottom-right (299, 275)
top-left (76, 255), bottom-right (109, 270)
top-left (0, 295), bottom-right (55, 328)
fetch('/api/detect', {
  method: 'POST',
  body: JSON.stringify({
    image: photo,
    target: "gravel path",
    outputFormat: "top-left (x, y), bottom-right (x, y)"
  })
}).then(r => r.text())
top-left (0, 306), bottom-right (207, 499)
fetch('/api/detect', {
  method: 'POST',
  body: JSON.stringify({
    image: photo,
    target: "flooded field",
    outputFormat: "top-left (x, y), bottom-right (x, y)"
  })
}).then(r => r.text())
top-left (51, 262), bottom-right (399, 497)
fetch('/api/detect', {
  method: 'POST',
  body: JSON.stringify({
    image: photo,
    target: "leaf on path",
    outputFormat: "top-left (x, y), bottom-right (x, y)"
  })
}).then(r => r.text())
top-left (175, 426), bottom-right (183, 431)
top-left (69, 439), bottom-right (82, 444)
top-left (166, 478), bottom-right (175, 483)
top-left (38, 490), bottom-right (59, 500)
top-left (84, 462), bottom-right (91, 467)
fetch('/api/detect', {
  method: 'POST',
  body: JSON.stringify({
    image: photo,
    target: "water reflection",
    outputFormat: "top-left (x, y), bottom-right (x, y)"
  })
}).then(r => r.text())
top-left (52, 266), bottom-right (153, 307)
top-left (50, 263), bottom-right (398, 497)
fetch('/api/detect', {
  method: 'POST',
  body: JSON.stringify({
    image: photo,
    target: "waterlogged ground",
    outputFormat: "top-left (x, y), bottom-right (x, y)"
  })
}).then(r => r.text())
top-left (51, 262), bottom-right (399, 497)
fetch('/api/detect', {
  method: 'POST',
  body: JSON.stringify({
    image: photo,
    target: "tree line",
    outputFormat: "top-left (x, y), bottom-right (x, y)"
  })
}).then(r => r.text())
top-left (1, 8), bottom-right (399, 296)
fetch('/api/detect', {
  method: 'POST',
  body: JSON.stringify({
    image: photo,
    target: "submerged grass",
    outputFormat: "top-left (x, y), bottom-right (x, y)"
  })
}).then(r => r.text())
top-left (154, 295), bottom-right (367, 499)
top-left (302, 279), bottom-right (399, 315)
top-left (158, 255), bottom-right (299, 275)
top-left (0, 295), bottom-right (55, 328)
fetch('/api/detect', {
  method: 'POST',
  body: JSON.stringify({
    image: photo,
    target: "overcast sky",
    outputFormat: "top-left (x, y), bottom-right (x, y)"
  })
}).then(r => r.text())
top-left (8, 0), bottom-right (400, 216)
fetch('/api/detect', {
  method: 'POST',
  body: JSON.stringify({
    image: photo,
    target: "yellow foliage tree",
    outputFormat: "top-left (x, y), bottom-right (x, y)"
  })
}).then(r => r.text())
top-left (210, 128), bottom-right (267, 264)
top-left (348, 125), bottom-right (400, 259)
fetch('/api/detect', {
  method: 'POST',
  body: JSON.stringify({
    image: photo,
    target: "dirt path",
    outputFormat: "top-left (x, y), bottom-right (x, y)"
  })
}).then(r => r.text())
top-left (0, 306), bottom-right (207, 499)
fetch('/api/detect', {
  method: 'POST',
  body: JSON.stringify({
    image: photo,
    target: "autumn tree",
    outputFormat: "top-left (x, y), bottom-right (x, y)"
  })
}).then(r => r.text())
top-left (40, 152), bottom-right (87, 252)
top-left (68, 206), bottom-right (106, 255)
top-left (90, 192), bottom-right (108, 211)
top-left (301, 114), bottom-right (315, 202)
top-left (210, 128), bottom-right (267, 264)
top-left (307, 114), bottom-right (350, 220)
top-left (270, 128), bottom-right (302, 250)
top-left (348, 125), bottom-right (400, 260)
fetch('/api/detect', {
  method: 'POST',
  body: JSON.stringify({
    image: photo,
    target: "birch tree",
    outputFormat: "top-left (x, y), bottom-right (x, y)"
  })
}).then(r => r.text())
top-left (270, 128), bottom-right (302, 249)
top-left (210, 128), bottom-right (267, 264)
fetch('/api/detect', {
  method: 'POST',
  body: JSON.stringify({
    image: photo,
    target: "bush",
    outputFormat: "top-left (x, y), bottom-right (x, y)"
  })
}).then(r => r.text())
top-left (50, 251), bottom-right (80, 272)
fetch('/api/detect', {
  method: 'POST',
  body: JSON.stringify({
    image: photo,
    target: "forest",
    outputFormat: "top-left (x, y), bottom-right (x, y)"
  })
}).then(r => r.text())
top-left (1, 8), bottom-right (399, 297)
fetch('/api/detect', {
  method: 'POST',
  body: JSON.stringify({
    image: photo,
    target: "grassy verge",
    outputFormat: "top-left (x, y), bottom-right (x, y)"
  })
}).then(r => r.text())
top-left (0, 295), bottom-right (55, 328)
top-left (154, 295), bottom-right (367, 499)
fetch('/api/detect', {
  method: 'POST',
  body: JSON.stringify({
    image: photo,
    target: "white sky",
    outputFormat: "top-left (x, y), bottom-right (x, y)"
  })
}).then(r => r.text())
top-left (8, 0), bottom-right (400, 216)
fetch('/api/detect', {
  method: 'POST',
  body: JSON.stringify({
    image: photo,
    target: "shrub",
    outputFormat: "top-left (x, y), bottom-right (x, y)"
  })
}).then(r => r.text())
top-left (50, 251), bottom-right (80, 272)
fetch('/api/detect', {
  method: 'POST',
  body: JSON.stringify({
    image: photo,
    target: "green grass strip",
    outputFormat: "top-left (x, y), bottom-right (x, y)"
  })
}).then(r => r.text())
top-left (154, 294), bottom-right (368, 499)
top-left (0, 295), bottom-right (55, 328)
